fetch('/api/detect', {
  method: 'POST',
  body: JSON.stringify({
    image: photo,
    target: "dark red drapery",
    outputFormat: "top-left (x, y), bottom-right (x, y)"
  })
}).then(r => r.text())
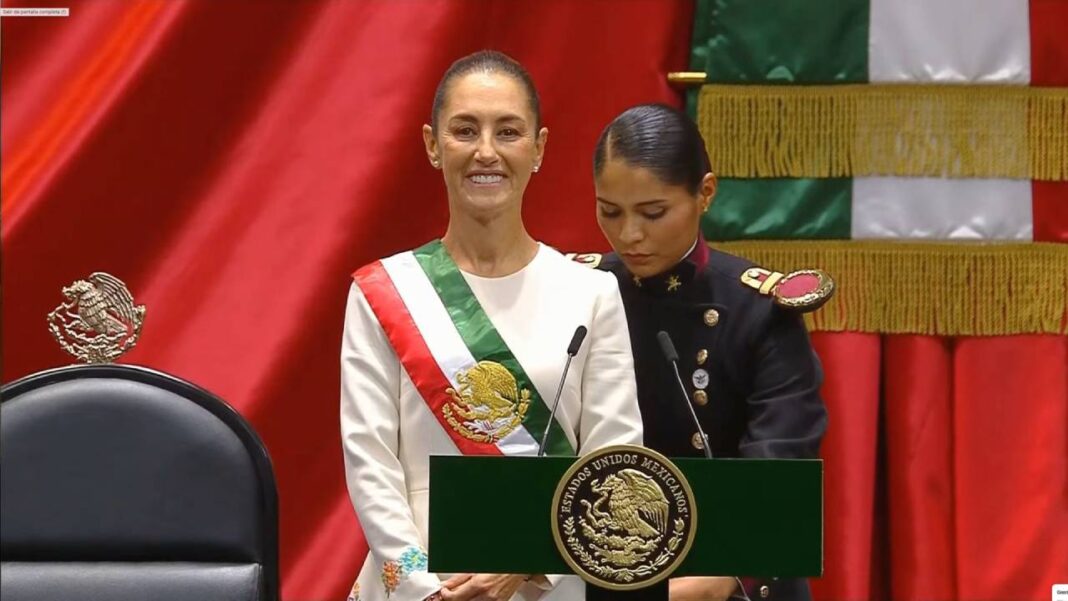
top-left (812, 334), bottom-right (1068, 601)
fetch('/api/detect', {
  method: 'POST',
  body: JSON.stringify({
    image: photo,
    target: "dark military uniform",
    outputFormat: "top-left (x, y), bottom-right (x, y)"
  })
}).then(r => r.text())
top-left (591, 241), bottom-right (828, 601)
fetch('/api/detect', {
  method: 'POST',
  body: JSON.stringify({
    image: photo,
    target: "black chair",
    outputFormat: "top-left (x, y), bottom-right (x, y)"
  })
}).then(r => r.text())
top-left (1, 364), bottom-right (279, 601)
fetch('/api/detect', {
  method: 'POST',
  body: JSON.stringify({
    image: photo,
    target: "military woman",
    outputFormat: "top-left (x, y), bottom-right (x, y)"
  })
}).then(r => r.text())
top-left (589, 104), bottom-right (829, 601)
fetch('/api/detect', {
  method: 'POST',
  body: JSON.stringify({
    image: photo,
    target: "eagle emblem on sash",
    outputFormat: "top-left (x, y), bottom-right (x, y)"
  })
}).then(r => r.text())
top-left (443, 361), bottom-right (531, 443)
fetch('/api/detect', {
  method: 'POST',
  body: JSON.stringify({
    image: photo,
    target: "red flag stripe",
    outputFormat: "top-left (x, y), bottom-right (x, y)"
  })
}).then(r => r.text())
top-left (1029, 0), bottom-right (1068, 242)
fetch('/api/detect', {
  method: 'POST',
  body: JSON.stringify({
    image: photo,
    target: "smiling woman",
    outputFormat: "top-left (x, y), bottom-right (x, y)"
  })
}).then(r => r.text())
top-left (339, 51), bottom-right (645, 601)
top-left (422, 56), bottom-right (547, 237)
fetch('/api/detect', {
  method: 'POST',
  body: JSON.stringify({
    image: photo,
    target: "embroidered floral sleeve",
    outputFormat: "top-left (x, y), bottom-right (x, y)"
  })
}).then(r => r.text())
top-left (381, 546), bottom-right (429, 598)
top-left (346, 582), bottom-right (360, 601)
top-left (398, 546), bottom-right (429, 573)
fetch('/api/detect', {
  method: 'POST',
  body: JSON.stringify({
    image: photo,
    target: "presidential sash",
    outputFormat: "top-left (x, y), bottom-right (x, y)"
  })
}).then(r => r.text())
top-left (353, 240), bottom-right (574, 457)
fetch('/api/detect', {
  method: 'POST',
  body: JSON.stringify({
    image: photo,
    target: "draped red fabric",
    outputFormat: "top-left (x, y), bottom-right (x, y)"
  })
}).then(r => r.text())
top-left (809, 333), bottom-right (884, 601)
top-left (811, 334), bottom-right (1068, 601)
top-left (884, 336), bottom-right (957, 601)
top-left (3, 2), bottom-right (1067, 601)
top-left (953, 337), bottom-right (1068, 600)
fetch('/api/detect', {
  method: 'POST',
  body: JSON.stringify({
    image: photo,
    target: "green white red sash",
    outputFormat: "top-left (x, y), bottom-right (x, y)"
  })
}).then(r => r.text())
top-left (352, 240), bottom-right (574, 456)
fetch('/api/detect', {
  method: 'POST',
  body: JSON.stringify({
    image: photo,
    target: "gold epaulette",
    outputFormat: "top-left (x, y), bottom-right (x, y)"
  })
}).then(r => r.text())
top-left (740, 267), bottom-right (835, 312)
top-left (564, 252), bottom-right (603, 269)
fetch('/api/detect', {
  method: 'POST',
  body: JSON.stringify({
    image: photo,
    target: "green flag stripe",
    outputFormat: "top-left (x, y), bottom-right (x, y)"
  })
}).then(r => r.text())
top-left (691, 0), bottom-right (867, 240)
top-left (413, 240), bottom-right (574, 456)
top-left (703, 178), bottom-right (852, 240)
top-left (693, 0), bottom-right (870, 84)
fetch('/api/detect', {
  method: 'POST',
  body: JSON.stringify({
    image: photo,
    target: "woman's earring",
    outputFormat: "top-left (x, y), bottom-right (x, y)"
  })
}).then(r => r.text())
top-left (533, 164), bottom-right (540, 173)
top-left (431, 159), bottom-right (440, 168)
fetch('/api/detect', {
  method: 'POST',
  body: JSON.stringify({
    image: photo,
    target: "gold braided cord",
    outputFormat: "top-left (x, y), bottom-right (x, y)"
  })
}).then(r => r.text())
top-left (711, 241), bottom-right (1068, 336)
top-left (697, 84), bottom-right (1068, 180)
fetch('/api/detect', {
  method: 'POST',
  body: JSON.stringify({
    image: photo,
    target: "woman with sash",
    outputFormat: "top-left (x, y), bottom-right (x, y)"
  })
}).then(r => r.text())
top-left (341, 51), bottom-right (643, 601)
top-left (590, 104), bottom-right (830, 601)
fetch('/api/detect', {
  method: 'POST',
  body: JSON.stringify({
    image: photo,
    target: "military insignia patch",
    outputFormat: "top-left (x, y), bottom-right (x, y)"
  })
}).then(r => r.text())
top-left (740, 267), bottom-right (835, 312)
top-left (692, 369), bottom-right (710, 390)
top-left (47, 272), bottom-right (146, 363)
top-left (551, 445), bottom-right (697, 590)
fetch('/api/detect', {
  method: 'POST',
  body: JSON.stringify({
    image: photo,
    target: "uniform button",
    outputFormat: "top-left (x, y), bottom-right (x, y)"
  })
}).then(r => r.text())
top-left (696, 349), bottom-right (708, 365)
top-left (693, 390), bottom-right (708, 405)
top-left (691, 432), bottom-right (705, 450)
top-left (703, 309), bottom-right (720, 327)
top-left (760, 585), bottom-right (770, 598)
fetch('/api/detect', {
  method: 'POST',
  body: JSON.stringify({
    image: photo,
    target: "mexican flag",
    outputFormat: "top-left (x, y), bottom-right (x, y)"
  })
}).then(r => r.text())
top-left (688, 0), bottom-right (1068, 336)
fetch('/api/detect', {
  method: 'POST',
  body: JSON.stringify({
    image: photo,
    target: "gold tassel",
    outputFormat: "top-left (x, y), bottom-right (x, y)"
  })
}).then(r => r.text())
top-left (698, 84), bottom-right (1068, 181)
top-left (711, 241), bottom-right (1068, 336)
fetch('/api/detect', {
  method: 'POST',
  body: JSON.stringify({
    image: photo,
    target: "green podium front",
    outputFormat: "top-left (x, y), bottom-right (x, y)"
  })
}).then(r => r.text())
top-left (428, 454), bottom-right (821, 596)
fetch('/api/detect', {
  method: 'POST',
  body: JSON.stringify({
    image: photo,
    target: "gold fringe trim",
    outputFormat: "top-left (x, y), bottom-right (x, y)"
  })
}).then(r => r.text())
top-left (711, 241), bottom-right (1068, 336)
top-left (697, 84), bottom-right (1068, 181)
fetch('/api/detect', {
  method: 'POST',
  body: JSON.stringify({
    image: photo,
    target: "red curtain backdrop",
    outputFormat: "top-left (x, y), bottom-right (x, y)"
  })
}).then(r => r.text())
top-left (3, 2), bottom-right (1066, 600)
top-left (812, 334), bottom-right (1068, 601)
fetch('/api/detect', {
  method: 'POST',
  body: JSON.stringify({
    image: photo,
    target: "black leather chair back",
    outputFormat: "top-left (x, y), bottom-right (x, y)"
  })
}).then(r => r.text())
top-left (1, 365), bottom-right (279, 601)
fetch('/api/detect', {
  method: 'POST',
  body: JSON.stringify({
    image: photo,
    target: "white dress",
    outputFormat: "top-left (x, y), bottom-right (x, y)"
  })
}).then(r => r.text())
top-left (341, 244), bottom-right (643, 600)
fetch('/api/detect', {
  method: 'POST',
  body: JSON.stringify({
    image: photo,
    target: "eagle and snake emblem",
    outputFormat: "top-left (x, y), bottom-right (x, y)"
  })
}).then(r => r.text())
top-left (580, 470), bottom-right (672, 567)
top-left (443, 360), bottom-right (531, 443)
top-left (47, 272), bottom-right (146, 363)
top-left (552, 446), bottom-right (696, 590)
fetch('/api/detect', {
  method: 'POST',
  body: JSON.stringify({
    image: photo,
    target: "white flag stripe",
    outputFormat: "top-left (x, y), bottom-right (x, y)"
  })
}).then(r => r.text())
top-left (381, 253), bottom-right (540, 455)
top-left (851, 177), bottom-right (1033, 240)
top-left (860, 0), bottom-right (1033, 240)
top-left (868, 0), bottom-right (1030, 83)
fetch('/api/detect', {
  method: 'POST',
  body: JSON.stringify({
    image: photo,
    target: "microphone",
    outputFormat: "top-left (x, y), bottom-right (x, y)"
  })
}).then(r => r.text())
top-left (657, 331), bottom-right (713, 459)
top-left (656, 331), bottom-right (679, 363)
top-left (566, 326), bottom-right (587, 356)
top-left (538, 326), bottom-right (588, 457)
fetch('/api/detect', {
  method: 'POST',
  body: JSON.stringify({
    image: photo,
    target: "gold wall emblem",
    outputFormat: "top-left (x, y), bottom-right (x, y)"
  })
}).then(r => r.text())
top-left (47, 272), bottom-right (146, 363)
top-left (551, 445), bottom-right (697, 590)
top-left (443, 361), bottom-right (531, 443)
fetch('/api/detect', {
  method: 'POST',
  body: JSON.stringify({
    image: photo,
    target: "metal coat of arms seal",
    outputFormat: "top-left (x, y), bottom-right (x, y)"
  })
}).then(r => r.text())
top-left (551, 445), bottom-right (697, 590)
top-left (47, 272), bottom-right (146, 363)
